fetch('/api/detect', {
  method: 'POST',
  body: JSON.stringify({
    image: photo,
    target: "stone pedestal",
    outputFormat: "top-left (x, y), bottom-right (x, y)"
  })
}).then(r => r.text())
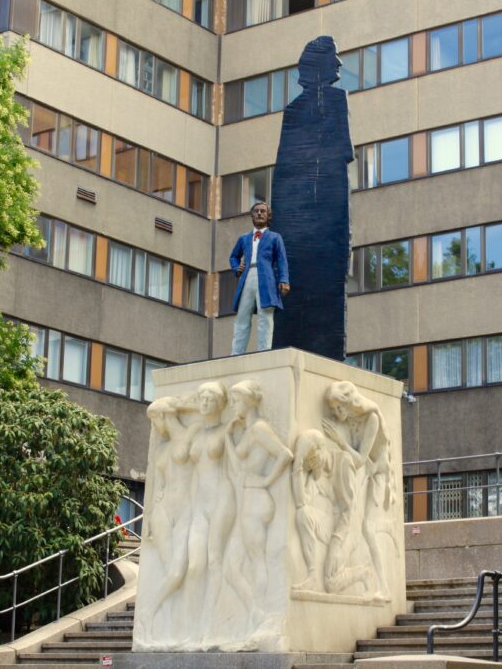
top-left (133, 348), bottom-right (406, 654)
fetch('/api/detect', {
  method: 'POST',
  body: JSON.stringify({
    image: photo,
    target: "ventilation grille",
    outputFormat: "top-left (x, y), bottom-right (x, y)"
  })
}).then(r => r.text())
top-left (155, 217), bottom-right (173, 233)
top-left (76, 187), bottom-right (97, 204)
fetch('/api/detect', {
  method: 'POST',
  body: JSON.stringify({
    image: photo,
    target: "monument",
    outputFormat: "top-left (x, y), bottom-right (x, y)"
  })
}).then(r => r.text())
top-left (131, 349), bottom-right (406, 657)
top-left (271, 36), bottom-right (354, 360)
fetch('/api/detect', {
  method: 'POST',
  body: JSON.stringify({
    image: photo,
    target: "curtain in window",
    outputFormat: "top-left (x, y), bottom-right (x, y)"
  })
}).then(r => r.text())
top-left (246, 0), bottom-right (272, 26)
top-left (191, 79), bottom-right (206, 118)
top-left (466, 338), bottom-right (483, 387)
top-left (63, 337), bottom-right (88, 384)
top-left (144, 360), bottom-right (165, 402)
top-left (487, 336), bottom-right (502, 383)
top-left (118, 43), bottom-right (139, 86)
top-left (67, 228), bottom-right (93, 276)
top-left (80, 24), bottom-right (103, 69)
top-left (157, 62), bottom-right (177, 104)
top-left (109, 243), bottom-right (132, 289)
top-left (39, 2), bottom-right (62, 50)
top-left (64, 14), bottom-right (77, 58)
top-left (134, 252), bottom-right (146, 295)
top-left (52, 220), bottom-right (67, 269)
top-left (47, 330), bottom-right (61, 379)
top-left (104, 349), bottom-right (128, 395)
top-left (432, 342), bottom-right (462, 389)
top-left (184, 272), bottom-right (199, 310)
top-left (130, 354), bottom-right (142, 400)
top-left (148, 258), bottom-right (170, 302)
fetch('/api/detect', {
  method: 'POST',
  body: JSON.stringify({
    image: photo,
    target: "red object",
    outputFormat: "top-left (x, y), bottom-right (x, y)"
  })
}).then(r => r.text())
top-left (114, 515), bottom-right (128, 537)
top-left (253, 231), bottom-right (262, 241)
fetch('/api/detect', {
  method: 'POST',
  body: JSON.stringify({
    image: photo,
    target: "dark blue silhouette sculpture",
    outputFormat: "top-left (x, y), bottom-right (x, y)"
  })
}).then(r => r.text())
top-left (271, 36), bottom-right (354, 361)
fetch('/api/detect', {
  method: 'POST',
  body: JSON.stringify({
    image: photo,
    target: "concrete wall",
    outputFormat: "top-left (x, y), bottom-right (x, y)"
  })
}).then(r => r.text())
top-left (405, 517), bottom-right (502, 581)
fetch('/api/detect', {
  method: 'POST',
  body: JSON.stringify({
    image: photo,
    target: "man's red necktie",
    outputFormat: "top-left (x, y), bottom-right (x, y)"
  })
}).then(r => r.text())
top-left (254, 231), bottom-right (262, 241)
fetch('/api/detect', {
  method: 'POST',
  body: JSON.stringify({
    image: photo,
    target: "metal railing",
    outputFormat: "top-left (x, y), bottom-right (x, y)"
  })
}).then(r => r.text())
top-left (0, 496), bottom-right (143, 642)
top-left (427, 569), bottom-right (502, 661)
top-left (404, 452), bottom-right (502, 521)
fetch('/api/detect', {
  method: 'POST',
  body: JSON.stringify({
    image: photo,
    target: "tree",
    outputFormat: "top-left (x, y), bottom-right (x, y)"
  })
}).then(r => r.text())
top-left (0, 36), bottom-right (43, 268)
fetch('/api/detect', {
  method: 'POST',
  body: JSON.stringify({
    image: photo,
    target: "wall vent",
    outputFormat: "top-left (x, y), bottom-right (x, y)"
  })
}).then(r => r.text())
top-left (155, 217), bottom-right (173, 233)
top-left (76, 186), bottom-right (97, 204)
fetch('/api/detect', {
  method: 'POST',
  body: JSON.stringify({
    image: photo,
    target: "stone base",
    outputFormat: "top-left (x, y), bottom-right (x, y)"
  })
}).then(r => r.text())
top-left (105, 651), bottom-right (353, 669)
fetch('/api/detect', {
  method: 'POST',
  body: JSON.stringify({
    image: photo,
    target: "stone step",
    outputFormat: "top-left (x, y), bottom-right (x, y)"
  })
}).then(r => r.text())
top-left (85, 620), bottom-right (134, 631)
top-left (413, 598), bottom-right (492, 612)
top-left (106, 611), bottom-right (135, 620)
top-left (302, 654), bottom-right (354, 664)
top-left (396, 610), bottom-right (493, 625)
top-left (5, 665), bottom-right (99, 668)
top-left (18, 653), bottom-right (101, 663)
top-left (357, 636), bottom-right (494, 652)
top-left (406, 587), bottom-right (486, 600)
top-left (65, 631), bottom-right (133, 640)
top-left (377, 623), bottom-right (493, 638)
top-left (42, 641), bottom-right (132, 652)
top-left (353, 649), bottom-right (496, 660)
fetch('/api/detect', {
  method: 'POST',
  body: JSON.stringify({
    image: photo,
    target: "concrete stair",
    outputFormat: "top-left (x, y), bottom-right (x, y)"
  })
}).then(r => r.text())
top-left (10, 577), bottom-right (499, 666)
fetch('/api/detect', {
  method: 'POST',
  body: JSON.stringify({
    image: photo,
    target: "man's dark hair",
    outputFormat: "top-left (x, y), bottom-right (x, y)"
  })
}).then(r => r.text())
top-left (250, 201), bottom-right (273, 226)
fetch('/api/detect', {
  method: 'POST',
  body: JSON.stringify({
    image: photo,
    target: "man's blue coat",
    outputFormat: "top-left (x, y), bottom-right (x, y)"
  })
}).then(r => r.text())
top-left (229, 228), bottom-right (289, 312)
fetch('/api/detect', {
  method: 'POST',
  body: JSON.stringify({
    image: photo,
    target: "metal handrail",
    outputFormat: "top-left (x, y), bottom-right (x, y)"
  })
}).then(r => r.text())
top-left (0, 496), bottom-right (143, 642)
top-left (427, 569), bottom-right (502, 661)
top-left (404, 452), bottom-right (502, 468)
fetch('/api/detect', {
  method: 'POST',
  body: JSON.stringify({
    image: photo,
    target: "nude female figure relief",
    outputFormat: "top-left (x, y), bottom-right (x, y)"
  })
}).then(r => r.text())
top-left (322, 381), bottom-right (398, 601)
top-left (224, 380), bottom-right (293, 637)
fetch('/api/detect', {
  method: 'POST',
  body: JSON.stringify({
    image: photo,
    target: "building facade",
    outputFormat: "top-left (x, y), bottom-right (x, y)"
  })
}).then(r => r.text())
top-left (1, 0), bottom-right (501, 522)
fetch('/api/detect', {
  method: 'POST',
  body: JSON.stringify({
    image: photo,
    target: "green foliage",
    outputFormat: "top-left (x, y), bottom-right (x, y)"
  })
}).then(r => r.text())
top-left (0, 36), bottom-right (43, 269)
top-left (0, 383), bottom-right (125, 629)
top-left (0, 318), bottom-right (41, 390)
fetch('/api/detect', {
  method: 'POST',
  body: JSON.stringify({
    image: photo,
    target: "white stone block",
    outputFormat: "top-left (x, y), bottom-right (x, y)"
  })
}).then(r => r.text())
top-left (133, 348), bottom-right (406, 653)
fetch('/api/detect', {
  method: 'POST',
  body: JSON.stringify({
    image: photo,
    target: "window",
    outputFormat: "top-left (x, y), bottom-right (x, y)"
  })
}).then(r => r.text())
top-left (466, 227), bottom-right (481, 275)
top-left (218, 270), bottom-right (238, 316)
top-left (244, 76), bottom-right (268, 118)
top-left (28, 325), bottom-right (46, 363)
top-left (62, 336), bottom-right (89, 385)
top-left (466, 338), bottom-right (483, 387)
top-left (482, 13), bottom-right (502, 59)
top-left (151, 155), bottom-right (175, 201)
top-left (380, 137), bottom-right (409, 184)
top-left (337, 51), bottom-right (359, 92)
top-left (191, 77), bottom-right (209, 120)
top-left (431, 231), bottom-right (461, 279)
top-left (79, 20), bottom-right (104, 69)
top-left (156, 60), bottom-right (178, 104)
top-left (183, 268), bottom-right (203, 312)
top-left (363, 46), bottom-right (377, 89)
top-left (363, 246), bottom-right (378, 292)
top-left (347, 250), bottom-right (359, 294)
top-left (243, 168), bottom-right (269, 209)
top-left (431, 126), bottom-right (460, 173)
top-left (142, 53), bottom-right (155, 95)
top-left (114, 139), bottom-right (137, 187)
top-left (380, 38), bottom-right (409, 84)
top-left (463, 19), bottom-right (478, 64)
top-left (148, 257), bottom-right (171, 302)
top-left (486, 223), bottom-right (502, 271)
top-left (39, 1), bottom-right (62, 50)
top-left (246, 0), bottom-right (274, 27)
top-left (194, 0), bottom-right (211, 28)
top-left (104, 348), bottom-right (129, 395)
top-left (187, 170), bottom-right (206, 214)
top-left (271, 70), bottom-right (286, 112)
top-left (58, 115), bottom-right (73, 161)
top-left (464, 121), bottom-right (480, 168)
top-left (109, 242), bottom-right (133, 290)
top-left (430, 25), bottom-right (459, 71)
top-left (431, 342), bottom-right (462, 389)
top-left (144, 359), bottom-right (166, 402)
top-left (221, 174), bottom-right (242, 217)
top-left (381, 349), bottom-right (409, 384)
top-left (118, 42), bottom-right (140, 87)
top-left (287, 68), bottom-right (302, 103)
top-left (158, 0), bottom-right (182, 9)
top-left (67, 227), bottom-right (93, 275)
top-left (31, 104), bottom-right (57, 154)
top-left (381, 241), bottom-right (410, 287)
top-left (47, 330), bottom-right (61, 379)
top-left (487, 336), bottom-right (502, 383)
top-left (74, 123), bottom-right (99, 171)
top-left (484, 117), bottom-right (502, 163)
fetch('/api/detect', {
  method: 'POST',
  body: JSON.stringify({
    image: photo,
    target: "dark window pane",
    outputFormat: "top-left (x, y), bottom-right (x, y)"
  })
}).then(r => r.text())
top-left (381, 38), bottom-right (409, 83)
top-left (58, 114), bottom-right (72, 161)
top-left (39, 1), bottom-right (62, 49)
top-left (432, 342), bottom-right (462, 389)
top-left (12, 0), bottom-right (37, 34)
top-left (244, 76), bottom-right (268, 118)
top-left (363, 352), bottom-right (378, 372)
top-left (287, 67), bottom-right (302, 103)
top-left (486, 223), bottom-right (502, 271)
top-left (271, 70), bottom-right (285, 112)
top-left (194, 0), bottom-right (210, 28)
top-left (227, 0), bottom-right (245, 32)
top-left (118, 41), bottom-right (140, 87)
top-left (74, 123), bottom-right (99, 171)
top-left (432, 231), bottom-right (462, 279)
top-left (466, 227), bottom-right (481, 275)
top-left (363, 45), bottom-right (377, 89)
top-left (380, 137), bottom-right (409, 183)
top-left (337, 50), bottom-right (359, 92)
top-left (151, 154), bottom-right (174, 201)
top-left (463, 19), bottom-right (478, 64)
top-left (156, 60), bottom-right (177, 104)
top-left (0, 0), bottom-right (11, 33)
top-left (431, 126), bottom-right (460, 173)
top-left (191, 77), bottom-right (209, 119)
top-left (484, 116), bottom-right (502, 163)
top-left (363, 246), bottom-right (378, 291)
top-left (104, 349), bottom-right (128, 395)
top-left (382, 241), bottom-right (410, 286)
top-left (218, 270), bottom-right (237, 315)
top-left (381, 349), bottom-right (409, 383)
top-left (31, 104), bottom-right (57, 154)
top-left (79, 20), bottom-right (104, 69)
top-left (225, 81), bottom-right (243, 123)
top-left (114, 139), bottom-right (137, 186)
top-left (430, 25), bottom-right (459, 71)
top-left (288, 0), bottom-right (315, 16)
top-left (138, 149), bottom-right (150, 193)
top-left (482, 13), bottom-right (502, 59)
top-left (487, 336), bottom-right (502, 383)
top-left (187, 171), bottom-right (206, 214)
top-left (221, 174), bottom-right (241, 217)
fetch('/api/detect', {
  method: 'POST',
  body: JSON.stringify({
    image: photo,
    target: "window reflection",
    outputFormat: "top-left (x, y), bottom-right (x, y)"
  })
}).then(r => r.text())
top-left (430, 25), bottom-right (459, 71)
top-left (380, 138), bottom-right (409, 183)
top-left (382, 241), bottom-right (409, 286)
top-left (244, 76), bottom-right (268, 117)
top-left (432, 231), bottom-right (462, 279)
top-left (431, 126), bottom-right (460, 173)
top-left (381, 38), bottom-right (408, 83)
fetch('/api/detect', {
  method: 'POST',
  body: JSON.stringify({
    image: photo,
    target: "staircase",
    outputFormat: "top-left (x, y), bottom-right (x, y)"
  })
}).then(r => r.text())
top-left (12, 577), bottom-right (499, 666)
